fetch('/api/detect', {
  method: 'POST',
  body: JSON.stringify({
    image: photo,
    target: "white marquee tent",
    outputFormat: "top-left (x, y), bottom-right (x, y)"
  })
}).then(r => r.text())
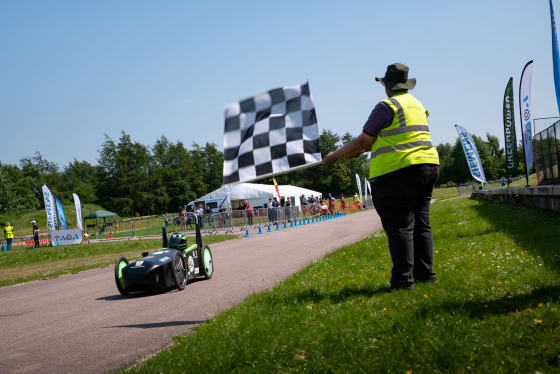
top-left (191, 183), bottom-right (322, 209)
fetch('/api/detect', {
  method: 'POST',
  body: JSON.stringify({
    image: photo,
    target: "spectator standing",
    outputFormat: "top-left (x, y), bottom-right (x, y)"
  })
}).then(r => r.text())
top-left (267, 198), bottom-right (274, 223)
top-left (246, 201), bottom-right (254, 226)
top-left (354, 192), bottom-right (361, 209)
top-left (240, 201), bottom-right (248, 226)
top-left (218, 205), bottom-right (227, 227)
top-left (300, 194), bottom-right (308, 216)
top-left (205, 205), bottom-right (213, 227)
top-left (179, 208), bottom-right (187, 229)
top-left (322, 63), bottom-right (439, 292)
top-left (4, 222), bottom-right (14, 251)
top-left (285, 197), bottom-right (292, 221)
top-left (272, 197), bottom-right (281, 222)
top-left (31, 220), bottom-right (40, 248)
top-left (196, 205), bottom-right (204, 228)
top-left (340, 194), bottom-right (346, 212)
top-left (327, 193), bottom-right (336, 215)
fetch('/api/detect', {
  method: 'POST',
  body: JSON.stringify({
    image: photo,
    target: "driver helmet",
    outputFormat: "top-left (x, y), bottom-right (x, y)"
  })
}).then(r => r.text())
top-left (168, 233), bottom-right (188, 250)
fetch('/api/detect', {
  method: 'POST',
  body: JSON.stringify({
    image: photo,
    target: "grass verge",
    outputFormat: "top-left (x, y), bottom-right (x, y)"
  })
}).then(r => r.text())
top-left (0, 235), bottom-right (239, 287)
top-left (117, 197), bottom-right (560, 373)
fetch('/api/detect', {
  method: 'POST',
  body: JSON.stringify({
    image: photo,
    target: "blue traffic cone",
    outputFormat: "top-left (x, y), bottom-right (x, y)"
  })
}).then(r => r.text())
top-left (32, 244), bottom-right (35, 249)
top-left (1, 242), bottom-right (5, 251)
top-left (267, 224), bottom-right (272, 232)
top-left (244, 229), bottom-right (251, 237)
top-left (276, 222), bottom-right (281, 230)
top-left (290, 220), bottom-right (294, 227)
top-left (258, 226), bottom-right (263, 234)
top-left (284, 221), bottom-right (287, 228)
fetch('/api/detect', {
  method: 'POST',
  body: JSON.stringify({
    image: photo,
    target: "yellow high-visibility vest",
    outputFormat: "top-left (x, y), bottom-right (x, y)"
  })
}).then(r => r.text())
top-left (4, 226), bottom-right (14, 239)
top-left (370, 92), bottom-right (439, 178)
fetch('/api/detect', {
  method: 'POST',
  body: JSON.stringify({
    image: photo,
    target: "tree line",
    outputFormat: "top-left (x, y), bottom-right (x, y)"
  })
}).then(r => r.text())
top-left (0, 130), bottom-right (521, 217)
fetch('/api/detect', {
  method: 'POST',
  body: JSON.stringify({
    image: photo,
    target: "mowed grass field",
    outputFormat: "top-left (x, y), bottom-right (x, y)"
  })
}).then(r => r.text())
top-left (115, 196), bottom-right (560, 373)
top-left (0, 235), bottom-right (240, 287)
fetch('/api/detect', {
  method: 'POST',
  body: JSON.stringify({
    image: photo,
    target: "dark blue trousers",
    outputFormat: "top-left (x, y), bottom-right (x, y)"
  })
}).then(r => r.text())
top-left (371, 164), bottom-right (439, 288)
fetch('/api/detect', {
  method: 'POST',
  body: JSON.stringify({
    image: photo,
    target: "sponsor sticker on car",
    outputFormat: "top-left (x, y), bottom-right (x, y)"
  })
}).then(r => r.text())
top-left (153, 250), bottom-right (170, 255)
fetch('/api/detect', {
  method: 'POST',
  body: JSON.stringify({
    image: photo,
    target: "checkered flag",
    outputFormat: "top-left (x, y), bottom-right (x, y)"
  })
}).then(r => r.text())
top-left (222, 82), bottom-right (321, 185)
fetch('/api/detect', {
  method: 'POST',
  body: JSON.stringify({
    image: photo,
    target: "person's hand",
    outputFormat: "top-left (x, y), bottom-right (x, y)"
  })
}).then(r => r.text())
top-left (322, 152), bottom-right (338, 165)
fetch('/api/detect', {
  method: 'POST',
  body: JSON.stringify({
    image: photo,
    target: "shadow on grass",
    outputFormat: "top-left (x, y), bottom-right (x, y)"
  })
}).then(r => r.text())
top-left (262, 284), bottom-right (389, 306)
top-left (416, 284), bottom-right (560, 319)
top-left (262, 282), bottom-right (560, 322)
top-left (471, 200), bottom-right (560, 274)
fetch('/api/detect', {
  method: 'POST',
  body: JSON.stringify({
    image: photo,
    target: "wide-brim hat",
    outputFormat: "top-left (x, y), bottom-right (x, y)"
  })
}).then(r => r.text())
top-left (375, 63), bottom-right (416, 90)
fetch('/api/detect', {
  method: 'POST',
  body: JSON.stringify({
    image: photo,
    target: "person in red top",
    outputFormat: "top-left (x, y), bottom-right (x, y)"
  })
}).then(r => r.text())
top-left (245, 201), bottom-right (253, 226)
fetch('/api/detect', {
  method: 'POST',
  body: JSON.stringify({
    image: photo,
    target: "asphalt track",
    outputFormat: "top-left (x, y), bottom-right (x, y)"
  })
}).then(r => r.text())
top-left (0, 209), bottom-right (382, 373)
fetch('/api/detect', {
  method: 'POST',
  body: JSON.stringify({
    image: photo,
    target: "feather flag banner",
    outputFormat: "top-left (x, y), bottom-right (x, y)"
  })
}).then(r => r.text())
top-left (455, 125), bottom-right (487, 184)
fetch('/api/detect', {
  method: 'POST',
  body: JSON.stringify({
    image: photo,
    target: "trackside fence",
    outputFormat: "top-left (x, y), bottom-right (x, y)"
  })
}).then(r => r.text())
top-left (456, 176), bottom-right (525, 197)
top-left (80, 202), bottom-right (370, 240)
top-left (3, 202), bottom-right (371, 247)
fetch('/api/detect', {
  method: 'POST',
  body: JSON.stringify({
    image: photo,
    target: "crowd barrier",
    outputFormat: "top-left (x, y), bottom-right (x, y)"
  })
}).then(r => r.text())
top-left (2, 201), bottom-right (373, 248)
top-left (456, 176), bottom-right (524, 196)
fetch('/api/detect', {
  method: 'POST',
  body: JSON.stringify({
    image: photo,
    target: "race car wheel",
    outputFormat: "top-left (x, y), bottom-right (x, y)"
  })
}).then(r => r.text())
top-left (201, 245), bottom-right (213, 279)
top-left (115, 257), bottom-right (129, 296)
top-left (172, 251), bottom-right (187, 291)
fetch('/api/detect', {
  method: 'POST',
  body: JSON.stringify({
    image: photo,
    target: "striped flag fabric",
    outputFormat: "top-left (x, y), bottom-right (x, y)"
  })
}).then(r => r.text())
top-left (223, 83), bottom-right (321, 185)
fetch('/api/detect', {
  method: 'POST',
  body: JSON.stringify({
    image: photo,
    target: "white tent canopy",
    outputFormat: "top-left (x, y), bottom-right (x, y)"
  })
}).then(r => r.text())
top-left (191, 183), bottom-right (322, 209)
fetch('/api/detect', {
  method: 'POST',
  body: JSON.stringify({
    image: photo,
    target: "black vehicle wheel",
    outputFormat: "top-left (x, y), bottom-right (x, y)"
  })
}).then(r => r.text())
top-left (172, 251), bottom-right (187, 290)
top-left (201, 245), bottom-right (213, 279)
top-left (115, 257), bottom-right (129, 296)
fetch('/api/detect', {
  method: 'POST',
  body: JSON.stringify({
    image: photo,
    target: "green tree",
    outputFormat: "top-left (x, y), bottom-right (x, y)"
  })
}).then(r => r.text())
top-left (0, 163), bottom-right (40, 213)
top-left (58, 159), bottom-right (98, 204)
top-left (97, 132), bottom-right (151, 216)
top-left (19, 152), bottom-right (60, 207)
top-left (435, 143), bottom-right (453, 185)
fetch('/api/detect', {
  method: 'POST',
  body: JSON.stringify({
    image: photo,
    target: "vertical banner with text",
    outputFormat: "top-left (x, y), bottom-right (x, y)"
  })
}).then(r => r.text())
top-left (503, 77), bottom-right (519, 172)
top-left (355, 174), bottom-right (363, 207)
top-left (455, 125), bottom-right (487, 184)
top-left (54, 195), bottom-right (69, 230)
top-left (42, 185), bottom-right (57, 232)
top-left (550, 0), bottom-right (560, 114)
top-left (519, 60), bottom-right (534, 184)
top-left (73, 193), bottom-right (82, 230)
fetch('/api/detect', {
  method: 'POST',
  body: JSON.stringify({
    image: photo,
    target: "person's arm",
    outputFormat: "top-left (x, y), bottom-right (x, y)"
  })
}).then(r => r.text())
top-left (322, 132), bottom-right (376, 165)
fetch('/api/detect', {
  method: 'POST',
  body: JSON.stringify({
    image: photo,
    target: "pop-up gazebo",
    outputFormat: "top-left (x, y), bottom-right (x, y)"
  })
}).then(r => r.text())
top-left (84, 210), bottom-right (119, 236)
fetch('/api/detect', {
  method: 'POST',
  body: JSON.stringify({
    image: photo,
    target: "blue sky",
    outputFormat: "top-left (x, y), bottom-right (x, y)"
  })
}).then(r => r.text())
top-left (1, 0), bottom-right (558, 168)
